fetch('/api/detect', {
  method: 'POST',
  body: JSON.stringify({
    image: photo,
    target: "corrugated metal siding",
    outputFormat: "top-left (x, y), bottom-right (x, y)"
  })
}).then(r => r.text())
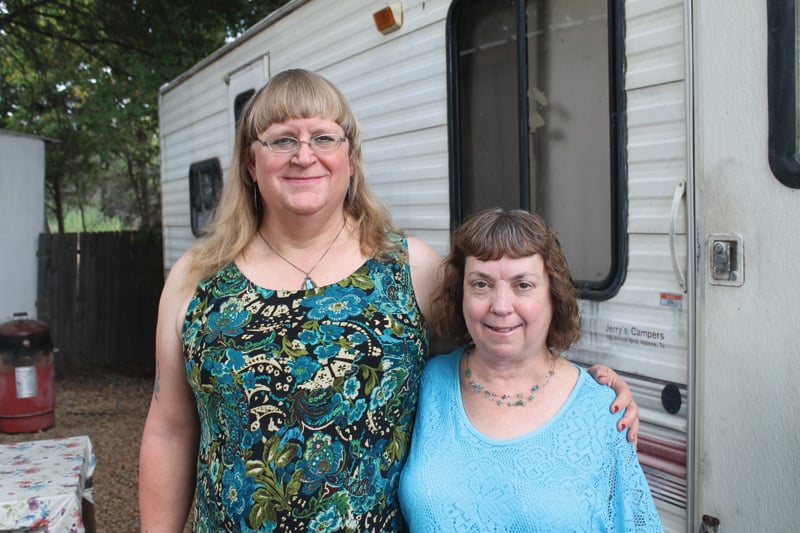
top-left (159, 57), bottom-right (236, 268)
top-left (573, 1), bottom-right (690, 530)
top-left (625, 0), bottom-right (685, 90)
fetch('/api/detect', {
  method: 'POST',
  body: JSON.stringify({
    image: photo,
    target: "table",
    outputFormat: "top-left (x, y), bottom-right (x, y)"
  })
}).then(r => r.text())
top-left (0, 435), bottom-right (95, 532)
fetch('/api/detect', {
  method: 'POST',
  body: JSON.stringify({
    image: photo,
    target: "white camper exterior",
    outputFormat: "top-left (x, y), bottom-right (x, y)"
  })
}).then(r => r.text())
top-left (158, 1), bottom-right (800, 531)
top-left (0, 129), bottom-right (47, 322)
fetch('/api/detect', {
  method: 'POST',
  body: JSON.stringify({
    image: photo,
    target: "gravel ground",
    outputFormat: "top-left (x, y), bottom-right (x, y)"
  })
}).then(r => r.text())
top-left (0, 371), bottom-right (171, 533)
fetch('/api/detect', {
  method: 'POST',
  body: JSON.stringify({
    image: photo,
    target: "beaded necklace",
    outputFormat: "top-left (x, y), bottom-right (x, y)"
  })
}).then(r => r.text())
top-left (464, 348), bottom-right (556, 407)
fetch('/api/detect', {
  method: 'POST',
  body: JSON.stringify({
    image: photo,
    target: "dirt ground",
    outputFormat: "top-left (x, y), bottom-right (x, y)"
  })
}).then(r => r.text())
top-left (0, 371), bottom-right (161, 533)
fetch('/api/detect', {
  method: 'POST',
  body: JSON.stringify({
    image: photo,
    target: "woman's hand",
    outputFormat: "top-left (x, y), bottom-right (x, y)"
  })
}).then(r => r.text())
top-left (588, 365), bottom-right (640, 447)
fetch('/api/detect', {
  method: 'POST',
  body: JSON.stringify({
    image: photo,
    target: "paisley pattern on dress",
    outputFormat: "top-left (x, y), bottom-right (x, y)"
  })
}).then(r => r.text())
top-left (183, 235), bottom-right (427, 532)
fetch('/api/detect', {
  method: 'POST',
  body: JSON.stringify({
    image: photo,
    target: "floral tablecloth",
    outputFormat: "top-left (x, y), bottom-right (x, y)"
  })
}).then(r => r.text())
top-left (0, 435), bottom-right (95, 532)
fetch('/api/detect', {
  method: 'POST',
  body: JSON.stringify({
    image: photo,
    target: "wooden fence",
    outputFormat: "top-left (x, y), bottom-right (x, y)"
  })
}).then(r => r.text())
top-left (37, 231), bottom-right (163, 375)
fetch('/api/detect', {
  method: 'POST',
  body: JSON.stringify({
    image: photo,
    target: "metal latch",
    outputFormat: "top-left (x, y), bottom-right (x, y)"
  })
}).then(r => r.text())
top-left (699, 514), bottom-right (720, 532)
top-left (708, 234), bottom-right (744, 286)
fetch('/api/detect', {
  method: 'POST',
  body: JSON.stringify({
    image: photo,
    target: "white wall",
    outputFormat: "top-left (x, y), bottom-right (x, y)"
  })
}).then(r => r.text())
top-left (0, 130), bottom-right (46, 322)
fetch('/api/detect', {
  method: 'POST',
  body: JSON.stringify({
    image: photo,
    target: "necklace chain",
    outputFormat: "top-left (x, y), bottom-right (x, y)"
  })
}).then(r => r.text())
top-left (258, 221), bottom-right (346, 290)
top-left (464, 349), bottom-right (556, 407)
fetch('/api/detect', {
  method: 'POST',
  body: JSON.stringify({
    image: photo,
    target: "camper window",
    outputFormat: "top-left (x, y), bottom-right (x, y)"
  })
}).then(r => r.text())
top-left (189, 158), bottom-right (223, 237)
top-left (447, 0), bottom-right (626, 299)
top-left (234, 89), bottom-right (255, 127)
top-left (767, 0), bottom-right (800, 188)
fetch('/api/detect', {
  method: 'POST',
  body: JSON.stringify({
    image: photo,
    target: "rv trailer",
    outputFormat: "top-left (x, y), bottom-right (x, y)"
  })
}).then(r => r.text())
top-left (158, 1), bottom-right (800, 531)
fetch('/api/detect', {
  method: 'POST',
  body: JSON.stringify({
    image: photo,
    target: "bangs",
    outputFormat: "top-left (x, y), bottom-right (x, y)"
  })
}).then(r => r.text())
top-left (246, 70), bottom-right (357, 138)
top-left (457, 210), bottom-right (546, 261)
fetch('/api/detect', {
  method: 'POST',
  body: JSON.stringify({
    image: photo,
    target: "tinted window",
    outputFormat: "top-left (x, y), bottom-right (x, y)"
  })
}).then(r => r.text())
top-left (234, 89), bottom-right (255, 127)
top-left (189, 158), bottom-right (222, 237)
top-left (767, 0), bottom-right (800, 187)
top-left (448, 0), bottom-right (626, 298)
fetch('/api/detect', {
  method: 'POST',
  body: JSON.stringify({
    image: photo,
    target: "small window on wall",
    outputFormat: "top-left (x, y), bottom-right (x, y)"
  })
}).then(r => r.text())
top-left (447, 0), bottom-right (626, 299)
top-left (234, 89), bottom-right (255, 127)
top-left (189, 158), bottom-right (222, 237)
top-left (767, 0), bottom-right (800, 188)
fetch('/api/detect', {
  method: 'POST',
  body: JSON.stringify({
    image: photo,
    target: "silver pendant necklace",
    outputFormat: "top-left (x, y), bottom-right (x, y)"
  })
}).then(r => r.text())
top-left (258, 221), bottom-right (347, 290)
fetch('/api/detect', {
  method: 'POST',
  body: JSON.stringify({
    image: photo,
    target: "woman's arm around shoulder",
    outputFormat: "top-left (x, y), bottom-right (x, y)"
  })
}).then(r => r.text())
top-left (588, 364), bottom-right (640, 446)
top-left (139, 252), bottom-right (201, 533)
top-left (406, 235), bottom-right (443, 322)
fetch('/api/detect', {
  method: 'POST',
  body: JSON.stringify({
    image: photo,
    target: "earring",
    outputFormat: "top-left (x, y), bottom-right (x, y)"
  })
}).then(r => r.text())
top-left (252, 181), bottom-right (260, 215)
top-left (345, 177), bottom-right (353, 205)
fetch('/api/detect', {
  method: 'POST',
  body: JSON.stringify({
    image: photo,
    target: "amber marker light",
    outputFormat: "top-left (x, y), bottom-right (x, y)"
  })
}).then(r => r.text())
top-left (373, 3), bottom-right (403, 34)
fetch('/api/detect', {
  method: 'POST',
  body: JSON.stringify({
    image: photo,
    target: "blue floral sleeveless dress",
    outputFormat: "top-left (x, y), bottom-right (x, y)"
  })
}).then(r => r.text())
top-left (183, 235), bottom-right (428, 532)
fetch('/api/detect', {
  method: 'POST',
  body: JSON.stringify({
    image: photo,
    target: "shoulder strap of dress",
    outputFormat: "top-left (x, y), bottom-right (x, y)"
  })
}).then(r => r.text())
top-left (386, 231), bottom-right (409, 255)
top-left (196, 261), bottom-right (240, 292)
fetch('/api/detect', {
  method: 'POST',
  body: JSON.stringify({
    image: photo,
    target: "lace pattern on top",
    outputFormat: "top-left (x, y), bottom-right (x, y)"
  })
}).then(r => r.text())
top-left (398, 348), bottom-right (664, 532)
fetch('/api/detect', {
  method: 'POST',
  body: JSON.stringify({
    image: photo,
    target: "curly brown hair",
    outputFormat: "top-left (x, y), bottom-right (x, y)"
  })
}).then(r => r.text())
top-left (431, 208), bottom-right (581, 352)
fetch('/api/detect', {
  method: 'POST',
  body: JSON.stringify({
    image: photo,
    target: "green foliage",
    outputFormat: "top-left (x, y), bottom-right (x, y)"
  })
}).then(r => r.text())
top-left (0, 0), bottom-right (290, 232)
top-left (52, 206), bottom-right (124, 233)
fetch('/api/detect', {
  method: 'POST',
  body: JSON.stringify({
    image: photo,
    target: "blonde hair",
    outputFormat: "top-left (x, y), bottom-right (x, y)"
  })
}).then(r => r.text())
top-left (185, 69), bottom-right (399, 286)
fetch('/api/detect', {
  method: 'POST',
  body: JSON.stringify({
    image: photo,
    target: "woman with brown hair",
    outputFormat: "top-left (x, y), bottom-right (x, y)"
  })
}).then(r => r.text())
top-left (399, 208), bottom-right (661, 531)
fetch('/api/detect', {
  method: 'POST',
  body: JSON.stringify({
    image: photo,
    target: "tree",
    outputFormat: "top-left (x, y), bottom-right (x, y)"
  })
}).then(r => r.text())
top-left (0, 0), bottom-right (290, 231)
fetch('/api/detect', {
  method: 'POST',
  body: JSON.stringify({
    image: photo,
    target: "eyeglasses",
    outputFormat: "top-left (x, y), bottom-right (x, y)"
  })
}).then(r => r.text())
top-left (256, 134), bottom-right (347, 154)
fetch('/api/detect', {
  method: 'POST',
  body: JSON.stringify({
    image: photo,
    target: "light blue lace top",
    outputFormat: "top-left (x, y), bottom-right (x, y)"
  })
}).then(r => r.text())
top-left (398, 347), bottom-right (663, 532)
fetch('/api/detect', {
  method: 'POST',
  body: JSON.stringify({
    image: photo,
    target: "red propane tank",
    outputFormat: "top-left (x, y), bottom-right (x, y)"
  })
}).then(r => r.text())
top-left (0, 313), bottom-right (55, 433)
